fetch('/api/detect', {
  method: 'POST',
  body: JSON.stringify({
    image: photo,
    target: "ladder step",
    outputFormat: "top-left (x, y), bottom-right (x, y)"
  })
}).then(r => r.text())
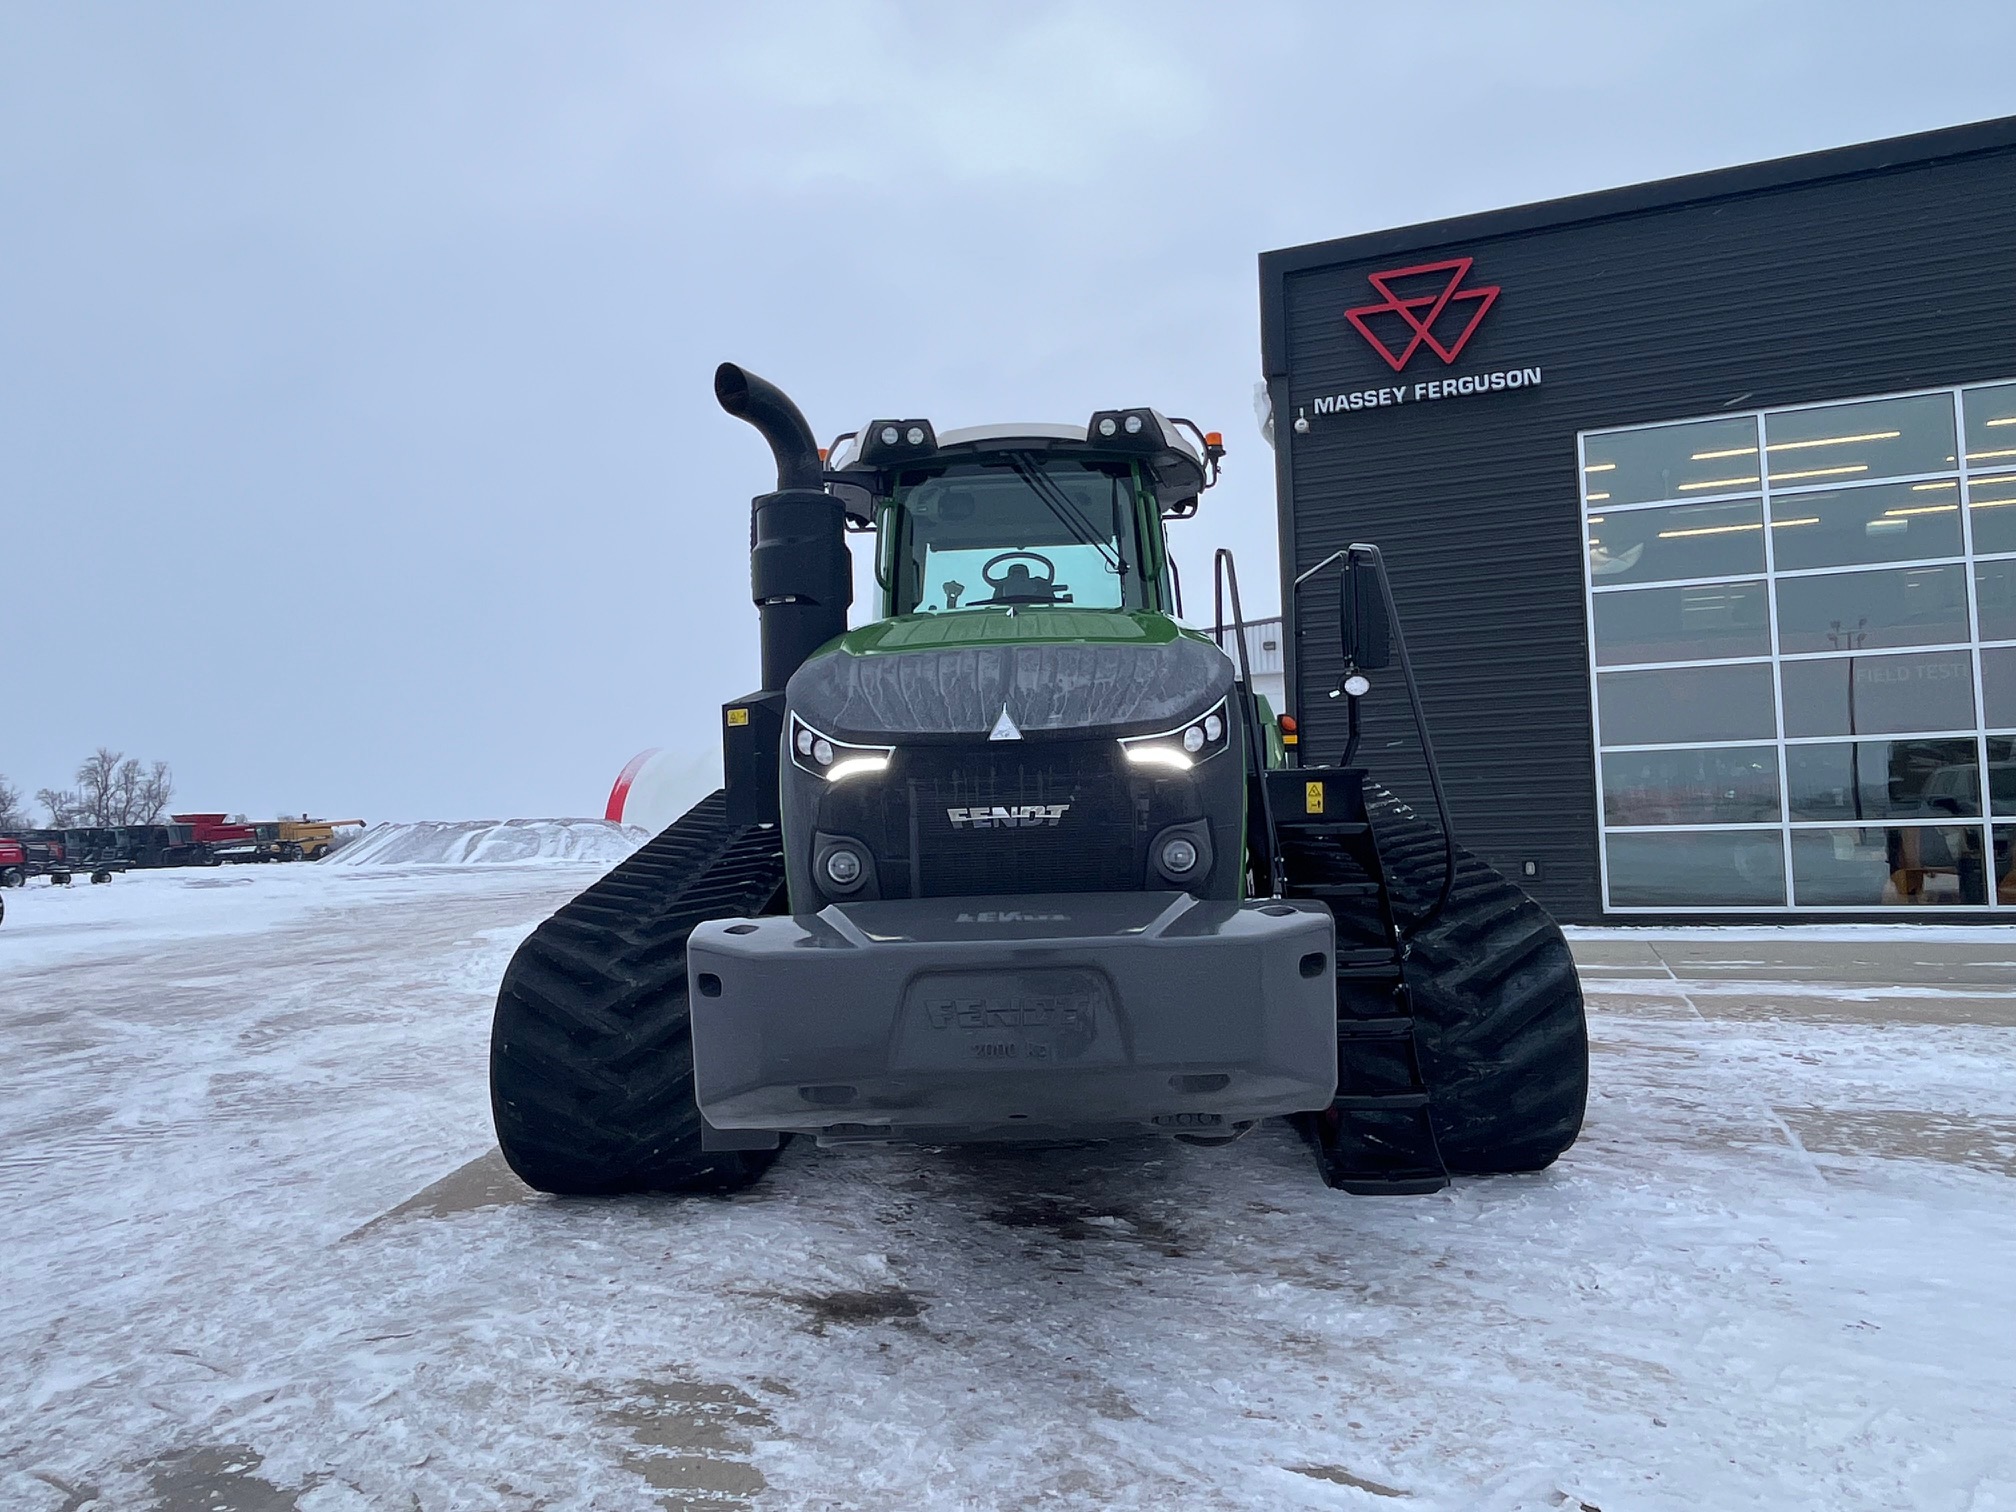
top-left (1330, 1096), bottom-right (1430, 1114)
top-left (1337, 1016), bottom-right (1414, 1038)
top-left (1336, 965), bottom-right (1401, 982)
top-left (1278, 822), bottom-right (1371, 838)
top-left (1336, 947), bottom-right (1398, 965)
top-left (1331, 1173), bottom-right (1450, 1196)
top-left (1293, 883), bottom-right (1382, 899)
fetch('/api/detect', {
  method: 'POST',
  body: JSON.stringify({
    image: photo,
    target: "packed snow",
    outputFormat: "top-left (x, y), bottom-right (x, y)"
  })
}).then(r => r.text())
top-left (2, 867), bottom-right (2013, 1510)
top-left (327, 817), bottom-right (648, 868)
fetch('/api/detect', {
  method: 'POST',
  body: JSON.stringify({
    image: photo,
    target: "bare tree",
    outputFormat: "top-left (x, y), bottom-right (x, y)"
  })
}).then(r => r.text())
top-left (38, 787), bottom-right (83, 827)
top-left (136, 761), bottom-right (174, 824)
top-left (67, 748), bottom-right (175, 827)
top-left (75, 748), bottom-right (121, 826)
top-left (0, 774), bottom-right (26, 830)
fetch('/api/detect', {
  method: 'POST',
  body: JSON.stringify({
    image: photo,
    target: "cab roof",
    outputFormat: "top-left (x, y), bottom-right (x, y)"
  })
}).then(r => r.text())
top-left (829, 419), bottom-right (1207, 516)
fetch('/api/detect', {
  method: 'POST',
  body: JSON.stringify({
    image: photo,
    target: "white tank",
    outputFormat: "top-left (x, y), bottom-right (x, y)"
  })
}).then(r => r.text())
top-left (605, 748), bottom-right (718, 837)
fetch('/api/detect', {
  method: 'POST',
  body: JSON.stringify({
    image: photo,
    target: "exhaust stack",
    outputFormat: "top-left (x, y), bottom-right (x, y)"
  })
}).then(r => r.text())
top-left (714, 362), bottom-right (823, 492)
top-left (714, 363), bottom-right (853, 826)
top-left (714, 362), bottom-right (851, 691)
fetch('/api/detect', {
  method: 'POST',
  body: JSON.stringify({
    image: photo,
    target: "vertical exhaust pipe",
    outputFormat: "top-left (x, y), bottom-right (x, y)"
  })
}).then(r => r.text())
top-left (714, 363), bottom-right (852, 691)
top-left (715, 363), bottom-right (852, 829)
top-left (714, 362), bottom-right (823, 493)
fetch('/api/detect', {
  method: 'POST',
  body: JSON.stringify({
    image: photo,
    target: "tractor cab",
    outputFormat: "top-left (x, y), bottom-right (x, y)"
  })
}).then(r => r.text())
top-left (828, 415), bottom-right (1221, 625)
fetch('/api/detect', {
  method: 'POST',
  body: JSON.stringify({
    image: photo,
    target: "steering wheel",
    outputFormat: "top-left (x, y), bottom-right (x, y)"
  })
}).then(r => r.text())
top-left (978, 550), bottom-right (1069, 605)
top-left (982, 551), bottom-right (1058, 592)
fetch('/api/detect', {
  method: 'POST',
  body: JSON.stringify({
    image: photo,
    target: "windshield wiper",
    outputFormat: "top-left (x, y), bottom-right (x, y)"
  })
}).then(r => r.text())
top-left (1004, 454), bottom-right (1127, 578)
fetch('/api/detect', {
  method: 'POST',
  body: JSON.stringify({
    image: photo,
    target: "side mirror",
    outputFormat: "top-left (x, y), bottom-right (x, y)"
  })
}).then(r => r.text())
top-left (1340, 557), bottom-right (1391, 671)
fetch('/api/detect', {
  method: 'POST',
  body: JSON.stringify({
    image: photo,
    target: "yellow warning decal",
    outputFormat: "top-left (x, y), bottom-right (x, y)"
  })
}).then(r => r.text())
top-left (726, 708), bottom-right (749, 727)
top-left (1305, 780), bottom-right (1325, 815)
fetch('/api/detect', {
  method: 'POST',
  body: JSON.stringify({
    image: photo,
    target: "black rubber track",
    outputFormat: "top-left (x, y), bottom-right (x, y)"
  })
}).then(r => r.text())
top-left (1362, 780), bottom-right (1588, 1173)
top-left (489, 790), bottom-right (788, 1196)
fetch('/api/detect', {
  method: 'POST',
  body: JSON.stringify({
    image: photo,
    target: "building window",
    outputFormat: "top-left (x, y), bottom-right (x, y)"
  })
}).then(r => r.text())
top-left (1580, 378), bottom-right (2016, 910)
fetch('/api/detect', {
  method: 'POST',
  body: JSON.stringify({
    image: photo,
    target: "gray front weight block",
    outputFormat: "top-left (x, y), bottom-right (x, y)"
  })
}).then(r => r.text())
top-left (687, 891), bottom-right (1337, 1141)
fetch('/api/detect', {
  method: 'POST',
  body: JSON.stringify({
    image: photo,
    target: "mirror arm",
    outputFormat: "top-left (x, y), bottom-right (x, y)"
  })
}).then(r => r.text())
top-left (1340, 689), bottom-right (1362, 767)
top-left (1292, 549), bottom-right (1352, 589)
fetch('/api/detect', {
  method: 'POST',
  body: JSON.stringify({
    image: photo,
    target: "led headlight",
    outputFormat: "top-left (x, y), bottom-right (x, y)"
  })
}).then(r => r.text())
top-left (789, 714), bottom-right (894, 782)
top-left (1118, 697), bottom-right (1232, 771)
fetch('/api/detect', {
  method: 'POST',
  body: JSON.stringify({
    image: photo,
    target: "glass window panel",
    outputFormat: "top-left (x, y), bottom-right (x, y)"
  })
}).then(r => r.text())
top-left (1981, 646), bottom-right (2016, 730)
top-left (1986, 738), bottom-right (2016, 817)
top-left (1963, 381), bottom-right (2016, 471)
top-left (1593, 579), bottom-right (1770, 666)
top-left (1774, 564), bottom-right (1970, 655)
top-left (1995, 824), bottom-right (2016, 903)
top-left (1766, 479), bottom-right (1961, 570)
top-left (1780, 650), bottom-right (1975, 737)
top-left (1582, 417), bottom-right (1760, 506)
top-left (1976, 560), bottom-right (2016, 642)
top-left (1606, 830), bottom-right (1786, 907)
top-left (1585, 499), bottom-right (1764, 586)
top-left (1968, 473), bottom-right (2016, 555)
top-left (1784, 738), bottom-right (1979, 820)
top-left (1598, 663), bottom-right (1777, 746)
top-left (1765, 393), bottom-right (1958, 488)
top-left (1601, 746), bottom-right (1781, 825)
top-left (1789, 825), bottom-right (1987, 907)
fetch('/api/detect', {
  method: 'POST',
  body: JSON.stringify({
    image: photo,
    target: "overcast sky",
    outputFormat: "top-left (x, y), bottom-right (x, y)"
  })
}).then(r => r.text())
top-left (5, 2), bottom-right (2014, 823)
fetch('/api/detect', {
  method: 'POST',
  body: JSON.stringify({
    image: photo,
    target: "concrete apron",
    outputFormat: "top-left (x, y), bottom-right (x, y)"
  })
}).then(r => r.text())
top-left (114, 929), bottom-right (2007, 1511)
top-left (1571, 932), bottom-right (2016, 1177)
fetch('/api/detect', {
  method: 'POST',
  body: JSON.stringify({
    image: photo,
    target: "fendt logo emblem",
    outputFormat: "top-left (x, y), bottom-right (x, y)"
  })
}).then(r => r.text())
top-left (946, 804), bottom-right (1069, 830)
top-left (923, 996), bottom-right (1098, 1031)
top-left (1345, 257), bottom-right (1501, 372)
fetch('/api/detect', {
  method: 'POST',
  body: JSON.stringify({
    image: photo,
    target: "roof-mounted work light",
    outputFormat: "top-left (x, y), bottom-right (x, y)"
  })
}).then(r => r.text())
top-left (856, 418), bottom-right (938, 466)
top-left (1086, 409), bottom-right (1168, 452)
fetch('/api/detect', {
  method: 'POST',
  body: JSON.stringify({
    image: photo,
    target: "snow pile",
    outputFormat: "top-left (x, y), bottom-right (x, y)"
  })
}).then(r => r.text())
top-left (327, 818), bottom-right (648, 868)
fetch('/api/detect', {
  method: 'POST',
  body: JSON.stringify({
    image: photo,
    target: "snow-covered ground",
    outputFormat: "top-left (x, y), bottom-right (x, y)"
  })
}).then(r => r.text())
top-left (329, 818), bottom-right (647, 868)
top-left (3, 867), bottom-right (2014, 1511)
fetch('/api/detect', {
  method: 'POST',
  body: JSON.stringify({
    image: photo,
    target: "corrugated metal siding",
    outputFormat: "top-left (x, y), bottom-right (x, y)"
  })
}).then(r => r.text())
top-left (1213, 616), bottom-right (1287, 718)
top-left (1211, 616), bottom-right (1283, 679)
top-left (1267, 140), bottom-right (2016, 922)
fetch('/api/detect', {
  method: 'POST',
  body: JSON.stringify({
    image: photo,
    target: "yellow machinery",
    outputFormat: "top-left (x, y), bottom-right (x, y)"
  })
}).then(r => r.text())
top-left (277, 818), bottom-right (365, 860)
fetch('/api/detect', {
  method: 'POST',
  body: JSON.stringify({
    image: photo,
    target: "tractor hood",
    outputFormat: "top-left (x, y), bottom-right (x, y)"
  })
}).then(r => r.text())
top-left (788, 610), bottom-right (1232, 741)
top-left (839, 607), bottom-right (1184, 654)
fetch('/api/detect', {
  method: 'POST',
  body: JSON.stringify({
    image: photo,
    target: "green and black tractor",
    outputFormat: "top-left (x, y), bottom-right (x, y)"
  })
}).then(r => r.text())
top-left (489, 364), bottom-right (1586, 1197)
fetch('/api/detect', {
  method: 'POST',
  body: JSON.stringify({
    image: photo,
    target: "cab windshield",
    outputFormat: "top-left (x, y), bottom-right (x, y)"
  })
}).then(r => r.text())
top-left (883, 456), bottom-right (1161, 616)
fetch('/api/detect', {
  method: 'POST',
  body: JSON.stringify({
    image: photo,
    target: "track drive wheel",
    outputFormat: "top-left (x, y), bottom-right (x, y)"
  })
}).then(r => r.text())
top-left (1364, 780), bottom-right (1587, 1173)
top-left (490, 790), bottom-right (788, 1196)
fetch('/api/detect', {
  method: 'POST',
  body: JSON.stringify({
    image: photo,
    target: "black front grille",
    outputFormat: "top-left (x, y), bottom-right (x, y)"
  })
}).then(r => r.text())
top-left (821, 740), bottom-right (1162, 897)
top-left (914, 744), bottom-right (1138, 896)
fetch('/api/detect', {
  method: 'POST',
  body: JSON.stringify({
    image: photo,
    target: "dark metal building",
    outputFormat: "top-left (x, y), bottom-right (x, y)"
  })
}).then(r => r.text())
top-left (1261, 116), bottom-right (2016, 922)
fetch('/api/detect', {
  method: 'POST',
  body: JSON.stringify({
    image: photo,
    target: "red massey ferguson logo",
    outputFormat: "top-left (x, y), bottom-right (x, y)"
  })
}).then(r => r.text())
top-left (1345, 257), bottom-right (1500, 373)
